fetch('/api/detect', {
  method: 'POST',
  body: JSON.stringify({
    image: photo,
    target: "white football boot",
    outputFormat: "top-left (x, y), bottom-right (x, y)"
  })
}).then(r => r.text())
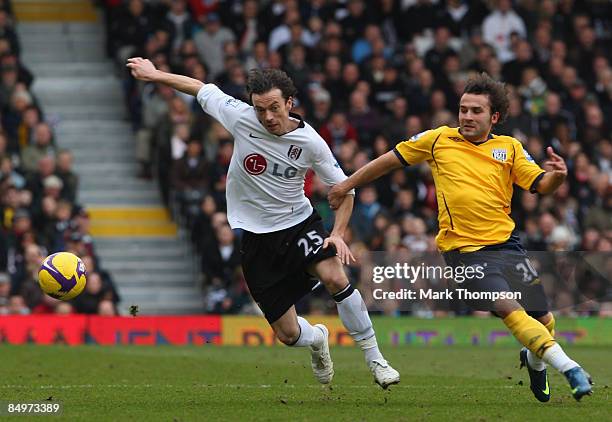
top-left (310, 324), bottom-right (334, 384)
top-left (369, 358), bottom-right (400, 389)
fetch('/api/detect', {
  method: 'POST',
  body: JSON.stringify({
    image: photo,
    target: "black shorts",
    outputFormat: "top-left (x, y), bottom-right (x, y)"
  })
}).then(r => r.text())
top-left (443, 235), bottom-right (549, 318)
top-left (240, 210), bottom-right (337, 323)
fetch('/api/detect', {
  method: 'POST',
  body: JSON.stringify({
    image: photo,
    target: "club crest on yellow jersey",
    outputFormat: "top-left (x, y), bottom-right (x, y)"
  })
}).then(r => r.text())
top-left (492, 148), bottom-right (507, 162)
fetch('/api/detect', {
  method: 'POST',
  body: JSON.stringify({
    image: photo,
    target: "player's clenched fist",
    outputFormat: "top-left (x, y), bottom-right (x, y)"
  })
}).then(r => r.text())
top-left (126, 57), bottom-right (158, 81)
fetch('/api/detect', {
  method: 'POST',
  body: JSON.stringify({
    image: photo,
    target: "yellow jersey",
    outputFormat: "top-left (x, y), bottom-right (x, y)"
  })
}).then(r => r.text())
top-left (394, 126), bottom-right (545, 252)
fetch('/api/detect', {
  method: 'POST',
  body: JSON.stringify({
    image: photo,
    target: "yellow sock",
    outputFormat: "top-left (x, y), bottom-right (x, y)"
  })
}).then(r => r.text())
top-left (544, 314), bottom-right (555, 338)
top-left (503, 310), bottom-right (556, 358)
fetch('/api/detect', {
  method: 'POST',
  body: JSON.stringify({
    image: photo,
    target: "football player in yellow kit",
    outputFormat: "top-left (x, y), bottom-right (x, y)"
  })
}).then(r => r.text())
top-left (328, 73), bottom-right (593, 402)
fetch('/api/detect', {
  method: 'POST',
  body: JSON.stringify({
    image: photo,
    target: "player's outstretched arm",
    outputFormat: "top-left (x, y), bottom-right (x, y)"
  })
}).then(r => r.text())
top-left (324, 193), bottom-right (355, 265)
top-left (536, 147), bottom-right (567, 194)
top-left (126, 57), bottom-right (204, 97)
top-left (328, 151), bottom-right (402, 209)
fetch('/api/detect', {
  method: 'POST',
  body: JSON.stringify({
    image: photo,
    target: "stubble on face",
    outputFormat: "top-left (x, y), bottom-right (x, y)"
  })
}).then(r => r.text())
top-left (458, 93), bottom-right (496, 142)
top-left (252, 88), bottom-right (293, 136)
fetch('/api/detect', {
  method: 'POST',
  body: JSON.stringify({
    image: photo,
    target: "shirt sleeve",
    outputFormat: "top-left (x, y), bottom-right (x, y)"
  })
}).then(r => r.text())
top-left (393, 128), bottom-right (440, 166)
top-left (196, 84), bottom-right (250, 132)
top-left (512, 141), bottom-right (546, 192)
top-left (312, 136), bottom-right (355, 195)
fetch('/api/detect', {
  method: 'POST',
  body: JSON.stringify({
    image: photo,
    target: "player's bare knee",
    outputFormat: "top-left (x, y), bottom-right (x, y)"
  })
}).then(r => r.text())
top-left (321, 273), bottom-right (349, 295)
top-left (493, 298), bottom-right (522, 318)
top-left (537, 312), bottom-right (552, 325)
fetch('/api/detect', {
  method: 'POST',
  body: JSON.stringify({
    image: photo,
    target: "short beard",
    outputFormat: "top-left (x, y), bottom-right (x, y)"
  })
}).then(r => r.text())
top-left (460, 126), bottom-right (489, 142)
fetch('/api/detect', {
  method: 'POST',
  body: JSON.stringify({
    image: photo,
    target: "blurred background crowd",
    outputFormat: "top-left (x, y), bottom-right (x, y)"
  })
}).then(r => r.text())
top-left (1, 0), bottom-right (610, 317)
top-left (0, 0), bottom-right (120, 315)
top-left (107, 0), bottom-right (610, 317)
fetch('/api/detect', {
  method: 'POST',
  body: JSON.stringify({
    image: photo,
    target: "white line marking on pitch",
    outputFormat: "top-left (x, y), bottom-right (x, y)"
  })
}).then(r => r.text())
top-left (0, 384), bottom-right (519, 390)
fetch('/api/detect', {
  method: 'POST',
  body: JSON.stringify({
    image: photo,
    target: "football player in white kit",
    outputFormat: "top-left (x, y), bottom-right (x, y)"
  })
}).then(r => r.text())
top-left (127, 57), bottom-right (399, 388)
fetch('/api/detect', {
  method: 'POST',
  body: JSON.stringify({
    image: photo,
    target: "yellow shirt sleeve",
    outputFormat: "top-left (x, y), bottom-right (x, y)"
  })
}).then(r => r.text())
top-left (512, 140), bottom-right (546, 192)
top-left (393, 128), bottom-right (441, 166)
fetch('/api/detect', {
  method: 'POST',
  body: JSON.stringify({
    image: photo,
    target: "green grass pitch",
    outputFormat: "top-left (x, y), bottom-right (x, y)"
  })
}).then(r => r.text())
top-left (1, 345), bottom-right (609, 421)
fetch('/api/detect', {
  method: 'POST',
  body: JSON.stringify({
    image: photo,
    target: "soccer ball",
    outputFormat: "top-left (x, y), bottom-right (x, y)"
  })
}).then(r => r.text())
top-left (38, 252), bottom-right (87, 300)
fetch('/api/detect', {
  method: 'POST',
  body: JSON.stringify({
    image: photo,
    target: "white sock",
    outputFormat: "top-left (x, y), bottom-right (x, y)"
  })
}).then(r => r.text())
top-left (541, 343), bottom-right (579, 373)
top-left (357, 334), bottom-right (384, 363)
top-left (527, 350), bottom-right (546, 371)
top-left (335, 288), bottom-right (382, 363)
top-left (292, 316), bottom-right (324, 348)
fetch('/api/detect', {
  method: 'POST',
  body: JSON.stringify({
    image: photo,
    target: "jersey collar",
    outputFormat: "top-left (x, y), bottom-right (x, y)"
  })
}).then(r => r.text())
top-left (457, 128), bottom-right (495, 145)
top-left (289, 112), bottom-right (305, 128)
top-left (275, 112), bottom-right (305, 137)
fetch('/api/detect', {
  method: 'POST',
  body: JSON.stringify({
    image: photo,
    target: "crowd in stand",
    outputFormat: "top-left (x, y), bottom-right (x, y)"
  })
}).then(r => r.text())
top-left (105, 0), bottom-right (611, 316)
top-left (0, 1), bottom-right (120, 315)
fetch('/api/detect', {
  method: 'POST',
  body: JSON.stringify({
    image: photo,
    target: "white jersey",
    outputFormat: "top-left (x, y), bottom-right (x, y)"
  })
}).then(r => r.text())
top-left (196, 84), bottom-right (350, 233)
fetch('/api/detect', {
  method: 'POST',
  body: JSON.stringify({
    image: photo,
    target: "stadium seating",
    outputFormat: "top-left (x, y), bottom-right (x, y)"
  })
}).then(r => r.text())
top-left (0, 0), bottom-right (122, 315)
top-left (103, 0), bottom-right (610, 316)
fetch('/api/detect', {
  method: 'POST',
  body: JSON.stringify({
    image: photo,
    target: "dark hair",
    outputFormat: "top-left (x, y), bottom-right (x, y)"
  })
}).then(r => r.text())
top-left (463, 72), bottom-right (509, 124)
top-left (246, 68), bottom-right (297, 102)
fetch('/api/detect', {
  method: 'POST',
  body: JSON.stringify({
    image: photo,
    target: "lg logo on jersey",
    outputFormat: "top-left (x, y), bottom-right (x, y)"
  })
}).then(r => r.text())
top-left (244, 153), bottom-right (267, 175)
top-left (243, 153), bottom-right (297, 178)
